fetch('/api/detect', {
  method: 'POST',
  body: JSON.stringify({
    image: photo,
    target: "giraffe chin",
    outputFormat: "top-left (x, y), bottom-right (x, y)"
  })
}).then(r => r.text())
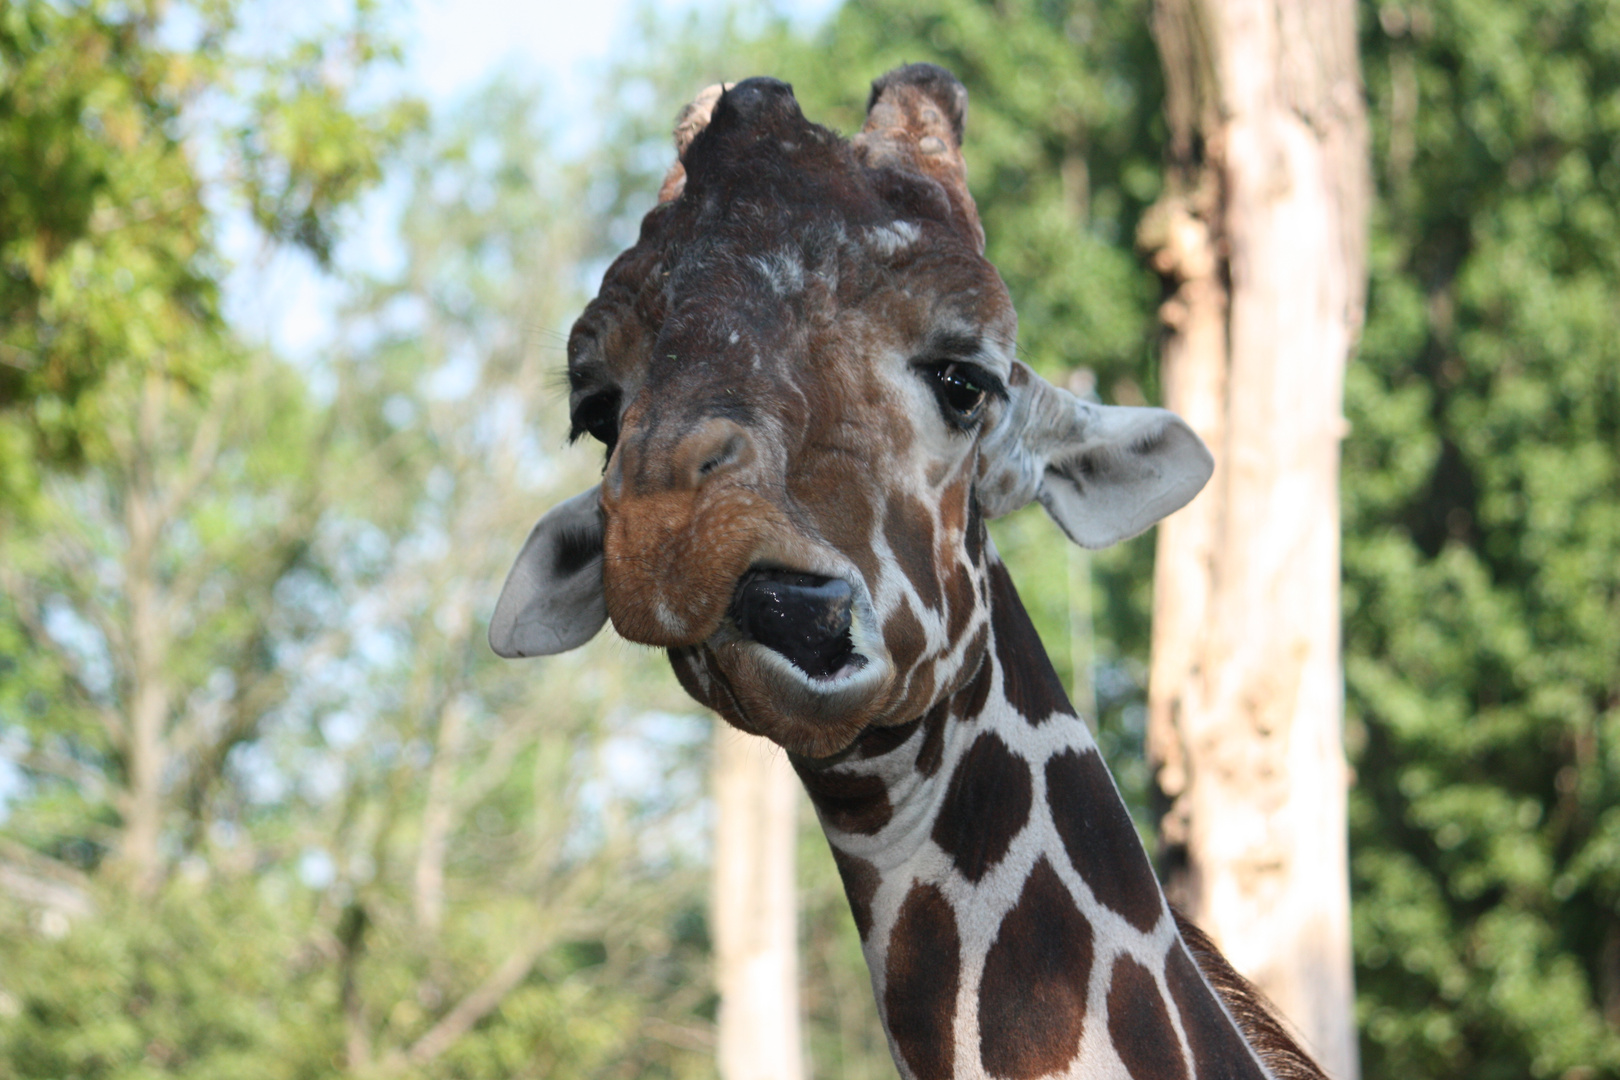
top-left (668, 573), bottom-right (895, 759)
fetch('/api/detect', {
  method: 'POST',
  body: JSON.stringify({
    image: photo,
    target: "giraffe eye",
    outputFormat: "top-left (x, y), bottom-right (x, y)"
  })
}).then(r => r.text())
top-left (570, 390), bottom-right (621, 450)
top-left (921, 362), bottom-right (994, 428)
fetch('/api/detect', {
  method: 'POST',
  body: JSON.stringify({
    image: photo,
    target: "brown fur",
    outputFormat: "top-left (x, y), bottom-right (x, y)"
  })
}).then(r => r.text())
top-left (829, 845), bottom-right (880, 941)
top-left (931, 730), bottom-right (1033, 882)
top-left (885, 883), bottom-right (962, 1080)
top-left (794, 762), bottom-right (893, 836)
top-left (1046, 748), bottom-right (1166, 934)
top-left (987, 560), bottom-right (1073, 725)
top-left (1107, 955), bottom-right (1190, 1080)
top-left (978, 857), bottom-right (1093, 1078)
top-left (566, 71), bottom-right (1014, 757)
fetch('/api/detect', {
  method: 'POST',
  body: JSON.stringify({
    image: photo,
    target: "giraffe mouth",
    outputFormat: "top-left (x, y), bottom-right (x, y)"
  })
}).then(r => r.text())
top-left (730, 568), bottom-right (865, 681)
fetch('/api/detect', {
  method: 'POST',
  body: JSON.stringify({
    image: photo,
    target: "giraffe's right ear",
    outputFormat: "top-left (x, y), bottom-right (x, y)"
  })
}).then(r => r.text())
top-left (489, 485), bottom-right (608, 658)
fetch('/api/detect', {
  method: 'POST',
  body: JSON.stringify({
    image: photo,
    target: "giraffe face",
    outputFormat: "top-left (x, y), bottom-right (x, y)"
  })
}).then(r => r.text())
top-left (491, 69), bottom-right (1215, 759)
top-left (566, 77), bottom-right (1011, 756)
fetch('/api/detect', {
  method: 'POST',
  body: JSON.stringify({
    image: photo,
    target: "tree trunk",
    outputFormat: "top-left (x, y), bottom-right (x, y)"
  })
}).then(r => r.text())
top-left (711, 724), bottom-right (803, 1080)
top-left (118, 373), bottom-right (172, 896)
top-left (1141, 1), bottom-right (1368, 1077)
top-left (415, 694), bottom-right (468, 934)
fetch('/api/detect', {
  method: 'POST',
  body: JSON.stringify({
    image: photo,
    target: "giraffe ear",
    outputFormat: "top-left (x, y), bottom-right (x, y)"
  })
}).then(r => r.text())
top-left (976, 363), bottom-right (1214, 548)
top-left (489, 485), bottom-right (608, 658)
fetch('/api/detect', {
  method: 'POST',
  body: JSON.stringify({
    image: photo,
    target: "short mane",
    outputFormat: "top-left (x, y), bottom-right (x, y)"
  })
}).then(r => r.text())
top-left (1174, 910), bottom-right (1329, 1080)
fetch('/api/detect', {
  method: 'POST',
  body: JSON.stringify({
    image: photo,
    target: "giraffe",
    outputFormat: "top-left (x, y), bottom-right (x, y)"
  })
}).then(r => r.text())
top-left (489, 66), bottom-right (1327, 1080)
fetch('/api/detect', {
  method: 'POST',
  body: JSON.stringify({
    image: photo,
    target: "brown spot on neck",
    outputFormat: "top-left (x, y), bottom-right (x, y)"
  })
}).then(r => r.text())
top-left (1173, 913), bottom-right (1327, 1079)
top-left (987, 560), bottom-right (1074, 725)
top-left (1108, 956), bottom-right (1190, 1080)
top-left (1164, 943), bottom-right (1274, 1080)
top-left (795, 762), bottom-right (893, 836)
top-left (829, 846), bottom-right (880, 940)
top-left (885, 882), bottom-right (960, 1080)
top-left (1046, 748), bottom-right (1165, 934)
top-left (931, 731), bottom-right (1032, 883)
top-left (852, 715), bottom-right (924, 759)
top-left (978, 857), bottom-right (1092, 1078)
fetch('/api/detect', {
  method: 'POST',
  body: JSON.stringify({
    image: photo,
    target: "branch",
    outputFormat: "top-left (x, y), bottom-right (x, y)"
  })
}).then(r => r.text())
top-left (0, 843), bottom-right (92, 922)
top-left (0, 862), bottom-right (93, 918)
top-left (0, 569), bottom-right (128, 753)
top-left (151, 380), bottom-right (228, 530)
top-left (449, 712), bottom-right (545, 816)
top-left (0, 837), bottom-right (92, 891)
top-left (16, 744), bottom-right (108, 793)
top-left (172, 622), bottom-right (347, 819)
top-left (398, 929), bottom-right (554, 1068)
top-left (412, 693), bottom-right (468, 934)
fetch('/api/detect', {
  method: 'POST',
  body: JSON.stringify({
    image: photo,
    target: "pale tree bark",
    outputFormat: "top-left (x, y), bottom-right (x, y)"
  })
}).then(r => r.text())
top-left (711, 724), bottom-right (803, 1080)
top-left (413, 692), bottom-right (468, 934)
top-left (118, 374), bottom-right (181, 895)
top-left (1140, 1), bottom-right (1368, 1077)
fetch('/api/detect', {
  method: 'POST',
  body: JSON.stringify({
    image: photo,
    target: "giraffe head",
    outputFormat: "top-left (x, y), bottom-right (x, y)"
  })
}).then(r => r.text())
top-left (492, 66), bottom-right (1212, 758)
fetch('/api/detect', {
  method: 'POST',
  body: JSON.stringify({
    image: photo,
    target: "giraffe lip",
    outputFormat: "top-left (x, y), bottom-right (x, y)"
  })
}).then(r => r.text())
top-left (729, 568), bottom-right (864, 680)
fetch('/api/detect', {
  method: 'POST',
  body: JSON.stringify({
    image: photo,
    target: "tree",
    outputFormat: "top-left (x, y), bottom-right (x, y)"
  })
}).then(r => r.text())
top-left (0, 0), bottom-right (421, 893)
top-left (0, 355), bottom-right (346, 893)
top-left (1347, 0), bottom-right (1620, 1074)
top-left (712, 729), bottom-right (803, 1080)
top-left (1, 56), bottom-right (720, 1080)
top-left (1135, 1), bottom-right (1368, 1075)
top-left (0, 0), bottom-right (420, 515)
top-left (307, 83), bottom-right (717, 1076)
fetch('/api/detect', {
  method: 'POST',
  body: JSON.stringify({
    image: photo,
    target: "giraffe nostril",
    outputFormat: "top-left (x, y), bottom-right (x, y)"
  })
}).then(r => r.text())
top-left (698, 434), bottom-right (746, 477)
top-left (680, 422), bottom-right (756, 488)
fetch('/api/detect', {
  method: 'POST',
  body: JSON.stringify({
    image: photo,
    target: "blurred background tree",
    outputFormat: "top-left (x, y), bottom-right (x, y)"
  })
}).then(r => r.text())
top-left (0, 0), bottom-right (421, 514)
top-left (1347, 0), bottom-right (1620, 1075)
top-left (2, 0), bottom-right (1618, 1077)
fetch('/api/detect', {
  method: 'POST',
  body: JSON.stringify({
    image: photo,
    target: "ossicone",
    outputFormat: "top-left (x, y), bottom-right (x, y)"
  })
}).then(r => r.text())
top-left (855, 63), bottom-right (983, 251)
top-left (657, 78), bottom-right (810, 204)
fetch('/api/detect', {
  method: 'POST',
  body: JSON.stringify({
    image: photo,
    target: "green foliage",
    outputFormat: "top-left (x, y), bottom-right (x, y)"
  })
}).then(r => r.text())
top-left (1348, 0), bottom-right (1620, 1074)
top-left (1, 41), bottom-right (711, 1080)
top-left (0, 880), bottom-right (342, 1079)
top-left (0, 0), bottom-right (421, 511)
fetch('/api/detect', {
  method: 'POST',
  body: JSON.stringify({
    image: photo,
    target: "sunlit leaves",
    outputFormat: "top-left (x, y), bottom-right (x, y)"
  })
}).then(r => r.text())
top-left (1350, 0), bottom-right (1620, 1073)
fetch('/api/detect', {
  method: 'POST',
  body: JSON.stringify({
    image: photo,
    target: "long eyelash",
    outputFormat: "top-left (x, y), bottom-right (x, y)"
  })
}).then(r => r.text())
top-left (962, 368), bottom-right (1008, 401)
top-left (915, 361), bottom-right (1007, 402)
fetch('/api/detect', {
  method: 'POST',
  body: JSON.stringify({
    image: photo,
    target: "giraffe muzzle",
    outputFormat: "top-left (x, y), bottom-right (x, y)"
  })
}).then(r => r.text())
top-left (730, 569), bottom-right (861, 680)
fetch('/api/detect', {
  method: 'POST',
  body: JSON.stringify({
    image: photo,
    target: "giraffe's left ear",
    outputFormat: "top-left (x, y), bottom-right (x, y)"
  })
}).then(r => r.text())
top-left (976, 363), bottom-right (1214, 548)
top-left (489, 485), bottom-right (608, 658)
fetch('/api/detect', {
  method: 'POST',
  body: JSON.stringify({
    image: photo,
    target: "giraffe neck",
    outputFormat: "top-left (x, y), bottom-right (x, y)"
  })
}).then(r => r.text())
top-left (793, 553), bottom-right (1291, 1080)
